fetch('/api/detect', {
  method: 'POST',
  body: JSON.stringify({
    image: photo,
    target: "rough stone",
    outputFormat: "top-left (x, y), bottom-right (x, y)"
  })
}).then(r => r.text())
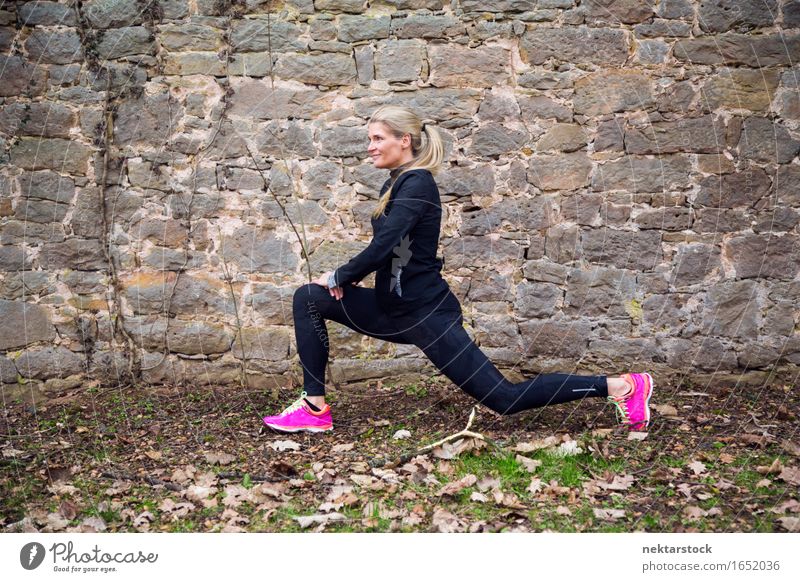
top-left (625, 116), bottom-right (727, 154)
top-left (563, 266), bottom-right (637, 317)
top-left (314, 0), bottom-right (366, 12)
top-left (228, 80), bottom-right (329, 120)
top-left (14, 198), bottom-right (69, 224)
top-left (157, 23), bottom-right (225, 51)
top-left (518, 95), bottom-right (572, 123)
top-left (232, 327), bottom-right (291, 361)
top-left (124, 317), bottom-right (233, 355)
top-left (515, 281), bottom-right (562, 318)
top-left (319, 126), bottom-right (368, 158)
top-left (521, 27), bottom-right (629, 66)
top-left (0, 102), bottom-right (76, 139)
top-left (0, 300), bottom-right (56, 350)
top-left (428, 44), bottom-right (511, 88)
top-left (470, 122), bottom-right (528, 158)
top-left (0, 355), bottom-right (17, 383)
top-left (84, 0), bottom-right (144, 28)
top-left (581, 228), bottom-right (662, 271)
top-left (725, 234), bottom-right (800, 280)
top-left (738, 117), bottom-right (800, 164)
top-left (373, 40), bottom-right (425, 84)
top-left (592, 155), bottom-right (691, 192)
top-left (392, 14), bottom-right (465, 39)
top-left (671, 244), bottom-right (722, 287)
top-left (635, 207), bottom-right (692, 231)
top-left (275, 53), bottom-right (357, 86)
top-left (528, 153), bottom-right (592, 191)
top-left (338, 15), bottom-right (390, 42)
top-left (702, 280), bottom-right (760, 338)
top-left (573, 70), bottom-right (655, 116)
top-left (115, 91), bottom-right (184, 148)
top-left (0, 55), bottom-right (48, 97)
top-left (583, 0), bottom-right (655, 24)
top-left (96, 27), bottom-right (155, 60)
top-left (24, 29), bottom-right (82, 64)
top-left (219, 226), bottom-right (299, 273)
top-left (658, 0), bottom-right (694, 19)
top-left (703, 69), bottom-right (780, 112)
top-left (535, 124), bottom-right (586, 152)
top-left (518, 317), bottom-right (593, 359)
top-left (18, 1), bottom-right (78, 26)
top-left (437, 165), bottom-right (496, 198)
top-left (10, 138), bottom-right (92, 175)
top-left (163, 52), bottom-right (227, 76)
top-left (642, 293), bottom-right (692, 334)
top-left (231, 18), bottom-right (305, 52)
top-left (698, 0), bottom-right (778, 33)
top-left (674, 34), bottom-right (800, 67)
top-left (13, 347), bottom-right (84, 380)
top-left (774, 164), bottom-right (800, 206)
top-left (19, 171), bottom-right (75, 204)
top-left (694, 167), bottom-right (772, 208)
top-left (40, 239), bottom-right (106, 271)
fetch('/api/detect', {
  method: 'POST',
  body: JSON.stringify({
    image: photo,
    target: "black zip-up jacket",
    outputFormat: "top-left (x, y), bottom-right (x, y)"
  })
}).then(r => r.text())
top-left (331, 168), bottom-right (452, 317)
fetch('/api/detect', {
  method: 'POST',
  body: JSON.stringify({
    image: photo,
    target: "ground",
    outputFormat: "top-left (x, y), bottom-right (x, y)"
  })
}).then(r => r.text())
top-left (1, 374), bottom-right (799, 533)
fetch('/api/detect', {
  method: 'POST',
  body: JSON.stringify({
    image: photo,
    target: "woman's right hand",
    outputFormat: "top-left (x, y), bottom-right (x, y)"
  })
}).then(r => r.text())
top-left (313, 271), bottom-right (359, 301)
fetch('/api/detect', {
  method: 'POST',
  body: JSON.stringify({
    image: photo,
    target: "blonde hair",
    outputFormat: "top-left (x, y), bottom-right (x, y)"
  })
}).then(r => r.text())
top-left (369, 105), bottom-right (445, 219)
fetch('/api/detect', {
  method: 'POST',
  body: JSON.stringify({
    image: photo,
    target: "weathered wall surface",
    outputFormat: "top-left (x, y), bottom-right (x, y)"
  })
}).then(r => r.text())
top-left (1, 0), bottom-right (799, 401)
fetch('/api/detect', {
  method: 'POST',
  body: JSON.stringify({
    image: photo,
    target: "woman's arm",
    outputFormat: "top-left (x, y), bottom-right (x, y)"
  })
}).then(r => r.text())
top-left (330, 172), bottom-right (433, 288)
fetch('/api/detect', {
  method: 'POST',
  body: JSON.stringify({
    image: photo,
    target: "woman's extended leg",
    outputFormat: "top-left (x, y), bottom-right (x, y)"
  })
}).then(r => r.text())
top-left (395, 304), bottom-right (652, 425)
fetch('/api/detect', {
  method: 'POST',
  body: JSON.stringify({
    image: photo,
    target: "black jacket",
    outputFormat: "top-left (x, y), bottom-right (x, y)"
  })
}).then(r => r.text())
top-left (332, 168), bottom-right (452, 316)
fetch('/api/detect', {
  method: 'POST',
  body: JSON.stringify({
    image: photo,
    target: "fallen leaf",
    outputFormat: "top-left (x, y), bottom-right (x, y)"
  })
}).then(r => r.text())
top-left (688, 460), bottom-right (707, 475)
top-left (437, 473), bottom-right (477, 496)
top-left (653, 404), bottom-right (679, 417)
top-left (683, 506), bottom-right (706, 520)
top-left (431, 508), bottom-right (466, 533)
top-left (777, 517), bottom-right (800, 532)
top-left (755, 479), bottom-right (772, 488)
top-left (476, 476), bottom-right (501, 492)
top-left (204, 452), bottom-right (235, 466)
top-left (294, 513), bottom-right (347, 529)
top-left (593, 508), bottom-right (625, 521)
top-left (332, 442), bottom-right (354, 453)
top-left (470, 491), bottom-right (487, 503)
top-left (392, 429), bottom-right (411, 440)
top-left (270, 440), bottom-right (301, 452)
top-left (144, 450), bottom-right (162, 461)
top-left (527, 478), bottom-right (543, 494)
top-left (719, 453), bottom-right (736, 464)
top-left (778, 466), bottom-right (800, 486)
top-left (771, 500), bottom-right (800, 514)
top-left (781, 440), bottom-right (800, 457)
top-left (515, 454), bottom-right (542, 473)
top-left (627, 431), bottom-right (648, 441)
top-left (556, 506), bottom-right (572, 516)
top-left (756, 458), bottom-right (783, 475)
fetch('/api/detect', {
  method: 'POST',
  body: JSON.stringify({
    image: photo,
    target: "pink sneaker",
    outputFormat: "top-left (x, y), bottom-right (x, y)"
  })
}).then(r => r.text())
top-left (262, 392), bottom-right (333, 433)
top-left (608, 373), bottom-right (654, 431)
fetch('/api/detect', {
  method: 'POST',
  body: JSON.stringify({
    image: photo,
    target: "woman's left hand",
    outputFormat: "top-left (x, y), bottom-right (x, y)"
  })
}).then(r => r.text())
top-left (314, 271), bottom-right (358, 301)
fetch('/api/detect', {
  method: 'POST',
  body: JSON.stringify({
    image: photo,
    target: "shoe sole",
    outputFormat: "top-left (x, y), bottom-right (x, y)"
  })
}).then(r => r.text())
top-left (263, 423), bottom-right (333, 434)
top-left (635, 372), bottom-right (654, 431)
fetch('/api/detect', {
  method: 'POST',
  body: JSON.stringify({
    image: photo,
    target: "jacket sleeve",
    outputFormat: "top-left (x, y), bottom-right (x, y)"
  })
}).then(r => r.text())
top-left (331, 172), bottom-right (431, 287)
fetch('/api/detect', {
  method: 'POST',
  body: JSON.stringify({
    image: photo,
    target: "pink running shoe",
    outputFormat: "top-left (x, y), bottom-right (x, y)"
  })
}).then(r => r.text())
top-left (262, 391), bottom-right (333, 433)
top-left (608, 373), bottom-right (654, 431)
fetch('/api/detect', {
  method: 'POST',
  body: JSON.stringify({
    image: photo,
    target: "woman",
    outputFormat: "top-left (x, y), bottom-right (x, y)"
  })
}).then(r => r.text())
top-left (262, 105), bottom-right (654, 434)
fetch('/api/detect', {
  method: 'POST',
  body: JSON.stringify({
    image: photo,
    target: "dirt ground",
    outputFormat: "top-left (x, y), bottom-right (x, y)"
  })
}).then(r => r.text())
top-left (2, 374), bottom-right (799, 533)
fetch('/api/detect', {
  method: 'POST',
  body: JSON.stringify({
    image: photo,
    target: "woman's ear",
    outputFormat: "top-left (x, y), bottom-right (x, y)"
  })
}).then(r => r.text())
top-left (402, 133), bottom-right (412, 149)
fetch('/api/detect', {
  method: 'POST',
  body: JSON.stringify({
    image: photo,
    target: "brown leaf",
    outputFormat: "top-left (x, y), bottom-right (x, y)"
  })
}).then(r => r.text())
top-left (332, 442), bottom-right (355, 453)
top-left (294, 513), bottom-right (347, 530)
top-left (777, 517), bottom-right (800, 532)
top-left (144, 450), bottom-right (162, 461)
top-left (756, 459), bottom-right (783, 475)
top-left (204, 452), bottom-right (235, 466)
top-left (527, 478), bottom-right (543, 495)
top-left (683, 505), bottom-right (706, 520)
top-left (432, 508), bottom-right (466, 533)
top-left (437, 473), bottom-right (477, 496)
top-left (515, 454), bottom-right (542, 473)
top-left (688, 460), bottom-right (707, 475)
top-left (59, 500), bottom-right (79, 521)
top-left (718, 453), bottom-right (736, 464)
top-left (593, 508), bottom-right (625, 521)
top-left (781, 440), bottom-right (800, 457)
top-left (627, 431), bottom-right (648, 441)
top-left (771, 499), bottom-right (800, 515)
top-left (653, 404), bottom-right (679, 417)
top-left (270, 439), bottom-right (301, 452)
top-left (777, 466), bottom-right (800, 486)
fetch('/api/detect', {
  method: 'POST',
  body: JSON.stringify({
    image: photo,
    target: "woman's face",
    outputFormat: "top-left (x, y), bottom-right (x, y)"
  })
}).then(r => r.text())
top-left (368, 122), bottom-right (412, 170)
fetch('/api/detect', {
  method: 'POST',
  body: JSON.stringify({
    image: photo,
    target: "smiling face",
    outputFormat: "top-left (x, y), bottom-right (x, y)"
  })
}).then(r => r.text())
top-left (367, 122), bottom-right (413, 170)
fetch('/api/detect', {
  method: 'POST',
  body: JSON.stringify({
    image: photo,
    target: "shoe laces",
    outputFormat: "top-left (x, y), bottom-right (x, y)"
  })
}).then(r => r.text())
top-left (607, 395), bottom-right (630, 425)
top-left (279, 391), bottom-right (308, 416)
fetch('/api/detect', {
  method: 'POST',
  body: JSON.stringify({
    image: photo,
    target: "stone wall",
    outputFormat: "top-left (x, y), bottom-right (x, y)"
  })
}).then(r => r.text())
top-left (1, 0), bottom-right (799, 402)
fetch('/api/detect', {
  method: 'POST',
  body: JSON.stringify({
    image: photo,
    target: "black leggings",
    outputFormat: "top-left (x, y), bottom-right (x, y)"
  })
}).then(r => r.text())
top-left (292, 283), bottom-right (608, 416)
